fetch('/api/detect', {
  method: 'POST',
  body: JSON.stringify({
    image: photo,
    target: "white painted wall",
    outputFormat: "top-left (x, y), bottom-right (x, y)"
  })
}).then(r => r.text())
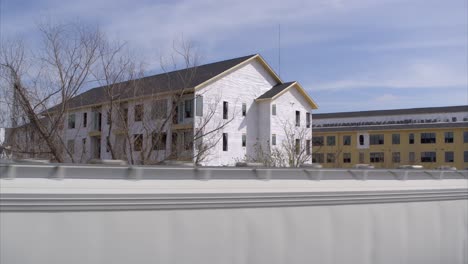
top-left (195, 59), bottom-right (278, 166)
top-left (270, 86), bottom-right (314, 164)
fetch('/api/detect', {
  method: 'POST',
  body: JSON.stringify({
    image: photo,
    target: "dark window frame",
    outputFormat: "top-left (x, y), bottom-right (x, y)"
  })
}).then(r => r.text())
top-left (370, 152), bottom-right (385, 163)
top-left (343, 135), bottom-right (351, 146)
top-left (444, 132), bottom-right (454, 143)
top-left (223, 101), bottom-right (228, 120)
top-left (420, 132), bottom-right (436, 144)
top-left (222, 133), bottom-right (228, 151)
top-left (326, 136), bottom-right (336, 146)
top-left (133, 134), bottom-right (143, 152)
top-left (421, 151), bottom-right (436, 162)
top-left (295, 111), bottom-right (300, 126)
top-left (134, 104), bottom-right (143, 122)
top-left (343, 153), bottom-right (351, 163)
top-left (370, 134), bottom-right (384, 145)
top-left (312, 136), bottom-right (324, 146)
top-left (444, 151), bottom-right (454, 163)
top-left (68, 113), bottom-right (76, 129)
top-left (83, 112), bottom-right (87, 127)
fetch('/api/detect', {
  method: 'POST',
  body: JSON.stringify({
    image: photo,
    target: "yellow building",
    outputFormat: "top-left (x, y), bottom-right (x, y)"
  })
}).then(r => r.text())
top-left (312, 105), bottom-right (468, 169)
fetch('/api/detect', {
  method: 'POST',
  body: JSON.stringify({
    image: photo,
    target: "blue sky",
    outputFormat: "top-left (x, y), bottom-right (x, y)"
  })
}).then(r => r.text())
top-left (1, 0), bottom-right (467, 113)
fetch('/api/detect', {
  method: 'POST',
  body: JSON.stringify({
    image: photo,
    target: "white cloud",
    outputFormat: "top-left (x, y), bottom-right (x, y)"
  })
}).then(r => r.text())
top-left (312, 61), bottom-right (467, 91)
top-left (375, 93), bottom-right (399, 103)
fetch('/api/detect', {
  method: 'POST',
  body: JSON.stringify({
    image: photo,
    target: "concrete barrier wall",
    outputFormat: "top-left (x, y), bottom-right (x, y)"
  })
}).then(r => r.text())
top-left (1, 164), bottom-right (467, 264)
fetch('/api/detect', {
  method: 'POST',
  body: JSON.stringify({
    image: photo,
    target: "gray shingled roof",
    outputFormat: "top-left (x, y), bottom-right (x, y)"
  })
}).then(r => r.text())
top-left (49, 54), bottom-right (257, 112)
top-left (313, 105), bottom-right (468, 119)
top-left (257, 82), bottom-right (295, 100)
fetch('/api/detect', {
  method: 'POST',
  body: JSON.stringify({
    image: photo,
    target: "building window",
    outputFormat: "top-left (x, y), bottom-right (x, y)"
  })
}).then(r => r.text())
top-left (343, 153), bottom-right (351, 163)
top-left (242, 103), bottom-right (247, 117)
top-left (306, 113), bottom-right (311, 128)
top-left (464, 151), bottom-right (468, 162)
top-left (343, 135), bottom-right (351, 146)
top-left (178, 102), bottom-right (184, 123)
top-left (306, 140), bottom-right (311, 155)
top-left (106, 110), bottom-right (112, 125)
top-left (392, 134), bottom-right (400, 145)
top-left (152, 132), bottom-right (167, 151)
top-left (409, 152), bottom-right (415, 163)
top-left (464, 132), bottom-right (468, 143)
top-left (68, 113), bottom-right (76, 129)
top-left (326, 136), bottom-right (335, 146)
top-left (370, 134), bottom-right (384, 145)
top-left (67, 140), bottom-right (75, 155)
top-left (195, 96), bottom-right (203, 116)
top-left (134, 104), bottom-right (143, 122)
top-left (222, 101), bottom-right (229, 119)
top-left (83, 112), bottom-right (87, 127)
top-left (421, 151), bottom-right (436, 162)
top-left (184, 131), bottom-right (192, 150)
top-left (392, 152), bottom-right (400, 163)
top-left (152, 100), bottom-right (167, 119)
top-left (444, 132), bottom-right (454, 143)
top-left (295, 139), bottom-right (300, 155)
top-left (445, 152), bottom-right (454, 162)
top-left (123, 108), bottom-right (128, 125)
top-left (223, 133), bottom-right (228, 151)
top-left (370, 152), bottom-right (384, 163)
top-left (409, 133), bottom-right (414, 144)
top-left (312, 153), bottom-right (324, 163)
top-left (312, 136), bottom-right (324, 146)
top-left (242, 134), bottom-right (246, 147)
top-left (82, 138), bottom-right (87, 153)
top-left (184, 99), bottom-right (193, 118)
top-left (295, 111), bottom-right (300, 126)
top-left (92, 111), bottom-right (102, 131)
top-left (359, 152), bottom-right (365, 163)
top-left (106, 136), bottom-right (110, 153)
top-left (272, 134), bottom-right (276, 146)
top-left (420, 132), bottom-right (436, 144)
top-left (133, 134), bottom-right (143, 151)
top-left (272, 104), bottom-right (276, 116)
top-left (326, 153), bottom-right (335, 163)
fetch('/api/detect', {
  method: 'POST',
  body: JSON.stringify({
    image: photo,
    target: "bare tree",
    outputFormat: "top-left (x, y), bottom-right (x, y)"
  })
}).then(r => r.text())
top-left (2, 23), bottom-right (239, 165)
top-left (0, 22), bottom-right (102, 162)
top-left (94, 39), bottom-right (236, 165)
top-left (241, 120), bottom-right (312, 167)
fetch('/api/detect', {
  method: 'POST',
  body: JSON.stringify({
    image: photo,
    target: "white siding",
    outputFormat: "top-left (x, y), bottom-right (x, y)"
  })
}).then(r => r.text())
top-left (194, 59), bottom-right (278, 166)
top-left (270, 86), bottom-right (314, 164)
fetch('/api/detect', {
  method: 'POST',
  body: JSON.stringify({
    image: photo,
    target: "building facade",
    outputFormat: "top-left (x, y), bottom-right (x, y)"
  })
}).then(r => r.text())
top-left (312, 106), bottom-right (468, 169)
top-left (7, 54), bottom-right (318, 166)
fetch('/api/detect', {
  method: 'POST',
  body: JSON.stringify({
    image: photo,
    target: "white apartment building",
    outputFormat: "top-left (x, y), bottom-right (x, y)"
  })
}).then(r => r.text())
top-left (10, 54), bottom-right (318, 166)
